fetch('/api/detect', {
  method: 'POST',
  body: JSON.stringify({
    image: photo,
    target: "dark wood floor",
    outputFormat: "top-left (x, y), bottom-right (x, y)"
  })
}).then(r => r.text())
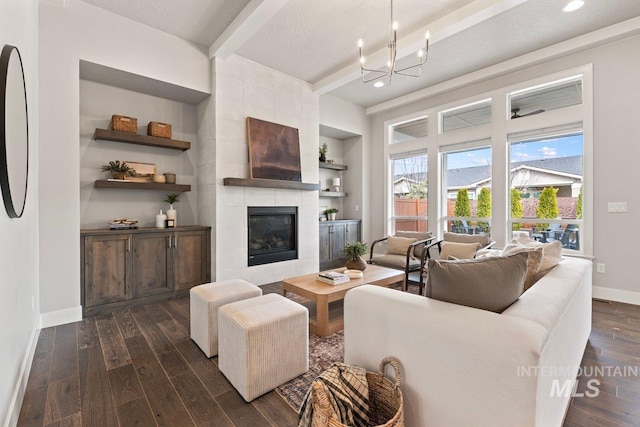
top-left (17, 284), bottom-right (640, 426)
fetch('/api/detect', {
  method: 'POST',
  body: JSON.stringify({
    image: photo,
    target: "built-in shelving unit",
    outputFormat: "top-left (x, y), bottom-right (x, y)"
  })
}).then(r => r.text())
top-left (319, 191), bottom-right (348, 198)
top-left (94, 128), bottom-right (191, 151)
top-left (319, 161), bottom-right (348, 171)
top-left (94, 180), bottom-right (191, 192)
top-left (223, 177), bottom-right (320, 191)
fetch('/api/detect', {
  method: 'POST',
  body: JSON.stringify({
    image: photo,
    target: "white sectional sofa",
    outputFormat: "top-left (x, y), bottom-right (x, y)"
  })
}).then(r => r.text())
top-left (344, 257), bottom-right (592, 427)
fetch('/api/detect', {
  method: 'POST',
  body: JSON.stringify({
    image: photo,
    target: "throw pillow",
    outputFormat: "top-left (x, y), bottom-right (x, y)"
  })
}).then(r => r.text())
top-left (426, 252), bottom-right (528, 313)
top-left (512, 238), bottom-right (562, 278)
top-left (501, 243), bottom-right (544, 290)
top-left (386, 236), bottom-right (418, 256)
top-left (443, 231), bottom-right (491, 248)
top-left (439, 241), bottom-right (481, 260)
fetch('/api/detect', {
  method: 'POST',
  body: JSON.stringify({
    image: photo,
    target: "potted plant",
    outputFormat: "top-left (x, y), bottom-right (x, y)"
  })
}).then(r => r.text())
top-left (326, 208), bottom-right (338, 221)
top-left (344, 241), bottom-right (369, 271)
top-left (164, 192), bottom-right (180, 225)
top-left (101, 160), bottom-right (135, 180)
top-left (319, 143), bottom-right (328, 162)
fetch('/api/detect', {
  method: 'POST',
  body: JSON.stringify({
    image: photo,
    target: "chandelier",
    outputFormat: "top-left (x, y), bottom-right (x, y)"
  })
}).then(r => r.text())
top-left (357, 0), bottom-right (430, 86)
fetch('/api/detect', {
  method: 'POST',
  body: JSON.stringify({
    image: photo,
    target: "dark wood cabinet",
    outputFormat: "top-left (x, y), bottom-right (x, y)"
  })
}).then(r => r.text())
top-left (319, 220), bottom-right (361, 270)
top-left (81, 226), bottom-right (211, 317)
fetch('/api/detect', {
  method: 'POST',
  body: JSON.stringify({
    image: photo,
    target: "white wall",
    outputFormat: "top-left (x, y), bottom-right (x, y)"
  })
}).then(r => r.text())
top-left (368, 34), bottom-right (640, 298)
top-left (39, 0), bottom-right (210, 321)
top-left (0, 0), bottom-right (40, 424)
top-left (207, 55), bottom-right (320, 284)
top-left (79, 80), bottom-right (198, 228)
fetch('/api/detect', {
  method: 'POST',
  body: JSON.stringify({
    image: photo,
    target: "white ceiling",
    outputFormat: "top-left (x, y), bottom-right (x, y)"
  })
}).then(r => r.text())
top-left (79, 0), bottom-right (640, 109)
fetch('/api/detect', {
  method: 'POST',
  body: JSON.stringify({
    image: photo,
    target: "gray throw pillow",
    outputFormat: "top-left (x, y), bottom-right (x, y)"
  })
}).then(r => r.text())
top-left (426, 252), bottom-right (528, 313)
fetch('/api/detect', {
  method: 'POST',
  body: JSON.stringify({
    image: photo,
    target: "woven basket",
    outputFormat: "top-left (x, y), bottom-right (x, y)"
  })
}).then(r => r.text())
top-left (147, 121), bottom-right (172, 138)
top-left (310, 357), bottom-right (404, 427)
top-left (111, 115), bottom-right (137, 133)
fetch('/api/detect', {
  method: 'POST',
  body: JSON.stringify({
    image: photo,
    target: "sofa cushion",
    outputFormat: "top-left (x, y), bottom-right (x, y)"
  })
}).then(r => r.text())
top-left (386, 236), bottom-right (418, 256)
top-left (444, 232), bottom-right (491, 248)
top-left (426, 252), bottom-right (528, 313)
top-left (501, 244), bottom-right (544, 290)
top-left (439, 241), bottom-right (480, 260)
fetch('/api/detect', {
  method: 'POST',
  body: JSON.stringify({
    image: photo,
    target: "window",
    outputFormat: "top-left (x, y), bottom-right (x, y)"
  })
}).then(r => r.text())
top-left (509, 131), bottom-right (583, 251)
top-left (391, 116), bottom-right (428, 143)
top-left (509, 75), bottom-right (582, 120)
top-left (391, 153), bottom-right (428, 232)
top-left (442, 145), bottom-right (492, 235)
top-left (440, 99), bottom-right (492, 133)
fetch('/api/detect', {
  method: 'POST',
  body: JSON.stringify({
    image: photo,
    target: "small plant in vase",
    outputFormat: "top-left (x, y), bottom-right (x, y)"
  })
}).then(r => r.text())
top-left (319, 143), bottom-right (328, 162)
top-left (325, 208), bottom-right (338, 221)
top-left (344, 241), bottom-right (369, 271)
top-left (101, 160), bottom-right (135, 180)
top-left (164, 192), bottom-right (180, 226)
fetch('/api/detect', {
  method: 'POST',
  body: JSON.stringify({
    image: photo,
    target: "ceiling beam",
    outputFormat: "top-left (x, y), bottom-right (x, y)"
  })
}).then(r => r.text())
top-left (312, 0), bottom-right (528, 95)
top-left (209, 0), bottom-right (290, 59)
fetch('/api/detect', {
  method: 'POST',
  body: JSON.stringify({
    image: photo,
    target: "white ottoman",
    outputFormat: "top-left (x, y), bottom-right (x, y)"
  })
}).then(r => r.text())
top-left (190, 279), bottom-right (262, 357)
top-left (218, 293), bottom-right (309, 402)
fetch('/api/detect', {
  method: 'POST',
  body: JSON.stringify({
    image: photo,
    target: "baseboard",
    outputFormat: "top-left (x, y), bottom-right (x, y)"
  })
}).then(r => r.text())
top-left (40, 306), bottom-right (82, 328)
top-left (4, 317), bottom-right (40, 427)
top-left (593, 286), bottom-right (640, 306)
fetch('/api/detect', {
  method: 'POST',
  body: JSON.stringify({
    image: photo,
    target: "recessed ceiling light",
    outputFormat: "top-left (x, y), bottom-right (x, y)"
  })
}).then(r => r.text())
top-left (374, 81), bottom-right (385, 88)
top-left (563, 0), bottom-right (584, 12)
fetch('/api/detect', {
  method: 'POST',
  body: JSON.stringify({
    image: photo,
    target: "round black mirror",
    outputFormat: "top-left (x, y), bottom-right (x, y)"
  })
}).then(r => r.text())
top-left (0, 44), bottom-right (29, 218)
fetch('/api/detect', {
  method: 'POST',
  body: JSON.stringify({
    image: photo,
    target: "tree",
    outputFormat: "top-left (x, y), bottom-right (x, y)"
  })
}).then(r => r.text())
top-left (407, 181), bottom-right (427, 200)
top-left (511, 188), bottom-right (523, 230)
top-left (476, 188), bottom-right (491, 233)
top-left (576, 185), bottom-right (583, 219)
top-left (453, 189), bottom-right (471, 230)
top-left (536, 187), bottom-right (559, 230)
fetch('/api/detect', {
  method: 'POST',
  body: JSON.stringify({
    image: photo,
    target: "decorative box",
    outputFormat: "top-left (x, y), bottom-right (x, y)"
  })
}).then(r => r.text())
top-left (111, 115), bottom-right (138, 133)
top-left (147, 121), bottom-right (172, 139)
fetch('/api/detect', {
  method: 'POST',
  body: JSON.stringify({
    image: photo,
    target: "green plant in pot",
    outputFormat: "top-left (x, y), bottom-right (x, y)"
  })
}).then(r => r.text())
top-left (319, 143), bottom-right (328, 162)
top-left (101, 160), bottom-right (135, 180)
top-left (325, 208), bottom-right (338, 221)
top-left (344, 241), bottom-right (369, 271)
top-left (164, 192), bottom-right (180, 225)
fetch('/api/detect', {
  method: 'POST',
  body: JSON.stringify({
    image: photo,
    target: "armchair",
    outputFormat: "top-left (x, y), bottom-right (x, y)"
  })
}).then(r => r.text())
top-left (369, 231), bottom-right (435, 291)
top-left (417, 232), bottom-right (495, 295)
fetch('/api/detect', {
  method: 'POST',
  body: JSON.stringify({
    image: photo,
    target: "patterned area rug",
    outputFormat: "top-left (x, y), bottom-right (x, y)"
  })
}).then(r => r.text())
top-left (276, 294), bottom-right (345, 413)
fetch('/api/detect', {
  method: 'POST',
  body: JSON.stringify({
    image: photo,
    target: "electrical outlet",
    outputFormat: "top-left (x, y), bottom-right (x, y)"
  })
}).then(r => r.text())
top-left (596, 263), bottom-right (606, 274)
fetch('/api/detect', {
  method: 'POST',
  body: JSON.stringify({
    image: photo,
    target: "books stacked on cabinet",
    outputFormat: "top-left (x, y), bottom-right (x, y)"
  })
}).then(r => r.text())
top-left (317, 271), bottom-right (350, 285)
top-left (109, 218), bottom-right (139, 230)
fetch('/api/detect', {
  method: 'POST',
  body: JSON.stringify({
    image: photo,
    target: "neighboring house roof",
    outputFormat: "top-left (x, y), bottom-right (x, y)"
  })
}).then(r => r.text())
top-left (446, 155), bottom-right (583, 188)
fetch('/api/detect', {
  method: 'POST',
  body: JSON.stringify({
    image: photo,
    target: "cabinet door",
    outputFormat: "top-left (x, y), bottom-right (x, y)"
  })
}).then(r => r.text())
top-left (132, 232), bottom-right (172, 297)
top-left (345, 221), bottom-right (360, 246)
top-left (319, 224), bottom-right (332, 268)
top-left (172, 230), bottom-right (208, 291)
top-left (330, 223), bottom-right (347, 264)
top-left (84, 235), bottom-right (132, 307)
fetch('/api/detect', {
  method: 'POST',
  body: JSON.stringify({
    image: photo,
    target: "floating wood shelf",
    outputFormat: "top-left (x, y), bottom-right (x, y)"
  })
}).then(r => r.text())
top-left (94, 128), bottom-right (191, 151)
top-left (319, 191), bottom-right (348, 198)
top-left (94, 180), bottom-right (191, 192)
top-left (223, 177), bottom-right (320, 191)
top-left (319, 162), bottom-right (348, 171)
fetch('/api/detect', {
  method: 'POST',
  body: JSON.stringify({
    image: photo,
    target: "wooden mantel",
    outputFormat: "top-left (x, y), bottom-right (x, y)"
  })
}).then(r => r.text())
top-left (223, 177), bottom-right (320, 191)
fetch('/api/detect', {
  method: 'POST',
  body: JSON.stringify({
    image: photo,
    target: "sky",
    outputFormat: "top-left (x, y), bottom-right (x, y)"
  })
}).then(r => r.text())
top-left (446, 133), bottom-right (583, 169)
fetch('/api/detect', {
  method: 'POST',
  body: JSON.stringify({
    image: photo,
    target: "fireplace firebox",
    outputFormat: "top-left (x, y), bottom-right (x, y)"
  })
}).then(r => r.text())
top-left (248, 207), bottom-right (298, 266)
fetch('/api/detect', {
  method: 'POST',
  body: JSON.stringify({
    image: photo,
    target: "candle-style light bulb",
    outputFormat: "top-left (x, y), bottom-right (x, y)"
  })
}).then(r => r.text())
top-left (358, 38), bottom-right (363, 48)
top-left (393, 21), bottom-right (398, 31)
top-left (417, 50), bottom-right (423, 58)
top-left (360, 56), bottom-right (366, 64)
top-left (425, 31), bottom-right (430, 40)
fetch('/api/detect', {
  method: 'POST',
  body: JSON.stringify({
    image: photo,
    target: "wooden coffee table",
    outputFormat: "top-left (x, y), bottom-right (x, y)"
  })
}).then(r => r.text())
top-left (282, 265), bottom-right (405, 336)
